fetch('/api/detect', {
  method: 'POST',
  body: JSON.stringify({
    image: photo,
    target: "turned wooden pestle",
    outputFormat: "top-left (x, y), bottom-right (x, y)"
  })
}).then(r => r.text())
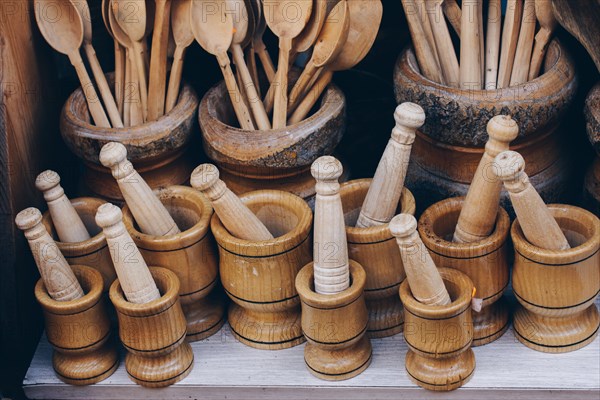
top-left (495, 151), bottom-right (570, 250)
top-left (15, 207), bottom-right (84, 301)
top-left (453, 115), bottom-right (519, 243)
top-left (99, 142), bottom-right (180, 236)
top-left (311, 156), bottom-right (350, 294)
top-left (95, 203), bottom-right (160, 303)
top-left (390, 214), bottom-right (451, 306)
top-left (356, 103), bottom-right (425, 228)
top-left (190, 164), bottom-right (273, 241)
top-left (35, 170), bottom-right (91, 243)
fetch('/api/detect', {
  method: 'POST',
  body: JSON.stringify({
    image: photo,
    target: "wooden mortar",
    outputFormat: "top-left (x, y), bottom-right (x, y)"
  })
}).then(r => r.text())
top-left (339, 178), bottom-right (416, 338)
top-left (211, 190), bottom-right (313, 350)
top-left (41, 197), bottom-right (115, 292)
top-left (400, 267), bottom-right (476, 391)
top-left (122, 185), bottom-right (225, 342)
top-left (584, 82), bottom-right (600, 216)
top-left (296, 260), bottom-right (372, 381)
top-left (198, 80), bottom-right (346, 202)
top-left (35, 265), bottom-right (118, 385)
top-left (511, 204), bottom-right (600, 353)
top-left (60, 79), bottom-right (199, 202)
top-left (419, 197), bottom-right (510, 346)
top-left (110, 266), bottom-right (193, 387)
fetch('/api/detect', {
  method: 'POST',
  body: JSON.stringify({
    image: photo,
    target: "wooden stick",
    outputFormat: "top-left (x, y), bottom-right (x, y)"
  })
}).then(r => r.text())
top-left (165, 45), bottom-right (187, 113)
top-left (427, 0), bottom-right (460, 86)
top-left (255, 41), bottom-right (276, 83)
top-left (357, 103), bottom-right (425, 228)
top-left (273, 38), bottom-right (293, 129)
top-left (69, 52), bottom-right (111, 128)
top-left (115, 41), bottom-right (126, 119)
top-left (128, 51), bottom-right (144, 126)
top-left (497, 0), bottom-right (524, 88)
top-left (288, 69), bottom-right (333, 125)
top-left (35, 170), bottom-right (91, 243)
top-left (147, 0), bottom-right (172, 121)
top-left (123, 52), bottom-right (131, 126)
top-left (528, 27), bottom-right (554, 81)
top-left (442, 0), bottom-right (462, 36)
top-left (247, 45), bottom-right (261, 98)
top-left (131, 41), bottom-right (149, 121)
top-left (311, 156), bottom-right (350, 294)
top-left (95, 203), bottom-right (161, 303)
top-left (16, 208), bottom-right (84, 301)
top-left (216, 52), bottom-right (255, 130)
top-left (510, 0), bottom-right (536, 86)
top-left (390, 214), bottom-right (451, 306)
top-left (485, 0), bottom-right (502, 89)
top-left (495, 150), bottom-right (570, 250)
top-left (453, 115), bottom-right (519, 243)
top-left (416, 0), bottom-right (442, 71)
top-left (99, 142), bottom-right (180, 236)
top-left (190, 164), bottom-right (273, 241)
top-left (459, 0), bottom-right (483, 90)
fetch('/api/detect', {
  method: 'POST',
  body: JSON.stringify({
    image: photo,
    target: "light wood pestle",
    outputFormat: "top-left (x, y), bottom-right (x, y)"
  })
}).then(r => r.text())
top-left (190, 164), bottom-right (273, 241)
top-left (35, 170), bottom-right (91, 243)
top-left (494, 151), bottom-right (570, 250)
top-left (95, 203), bottom-right (160, 303)
top-left (311, 156), bottom-right (350, 295)
top-left (453, 115), bottom-right (519, 243)
top-left (390, 214), bottom-right (451, 306)
top-left (356, 103), bottom-right (425, 228)
top-left (15, 207), bottom-right (84, 301)
top-left (99, 142), bottom-right (180, 236)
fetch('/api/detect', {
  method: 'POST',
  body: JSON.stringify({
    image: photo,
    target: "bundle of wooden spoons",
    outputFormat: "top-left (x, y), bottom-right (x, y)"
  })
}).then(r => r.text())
top-left (401, 0), bottom-right (558, 89)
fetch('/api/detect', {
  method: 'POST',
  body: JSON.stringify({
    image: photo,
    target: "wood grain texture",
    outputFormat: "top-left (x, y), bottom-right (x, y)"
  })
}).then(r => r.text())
top-left (459, 0), bottom-right (483, 89)
top-left (528, 0), bottom-right (558, 80)
top-left (426, 0), bottom-right (459, 86)
top-left (212, 190), bottom-right (313, 349)
top-left (122, 185), bottom-right (225, 342)
top-left (147, 0), bottom-right (172, 121)
top-left (510, 0), bottom-right (537, 86)
top-left (497, 0), bottom-right (524, 88)
top-left (484, 0), bottom-right (502, 89)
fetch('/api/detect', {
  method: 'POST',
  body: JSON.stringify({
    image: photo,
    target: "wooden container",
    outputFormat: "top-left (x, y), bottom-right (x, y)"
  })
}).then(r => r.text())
top-left (60, 81), bottom-right (199, 202)
top-left (35, 265), bottom-right (118, 385)
top-left (511, 204), bottom-right (600, 353)
top-left (110, 267), bottom-right (194, 387)
top-left (339, 178), bottom-right (416, 338)
top-left (584, 83), bottom-right (600, 216)
top-left (41, 197), bottom-right (115, 292)
top-left (419, 197), bottom-right (510, 346)
top-left (211, 190), bottom-right (313, 350)
top-left (199, 81), bottom-right (346, 202)
top-left (400, 268), bottom-right (475, 391)
top-left (296, 260), bottom-right (372, 380)
top-left (122, 185), bottom-right (225, 342)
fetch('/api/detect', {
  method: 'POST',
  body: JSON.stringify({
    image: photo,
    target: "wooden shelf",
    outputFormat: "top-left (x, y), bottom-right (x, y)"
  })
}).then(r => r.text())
top-left (23, 304), bottom-right (600, 400)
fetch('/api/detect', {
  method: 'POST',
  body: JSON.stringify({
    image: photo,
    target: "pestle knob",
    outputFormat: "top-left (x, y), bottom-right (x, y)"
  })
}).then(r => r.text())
top-left (15, 207), bottom-right (84, 301)
top-left (311, 156), bottom-right (350, 294)
top-left (453, 115), bottom-right (519, 243)
top-left (190, 164), bottom-right (273, 241)
top-left (390, 214), bottom-right (451, 306)
top-left (356, 103), bottom-right (426, 228)
top-left (95, 203), bottom-right (161, 304)
top-left (35, 170), bottom-right (91, 243)
top-left (494, 151), bottom-right (570, 250)
top-left (99, 142), bottom-right (180, 237)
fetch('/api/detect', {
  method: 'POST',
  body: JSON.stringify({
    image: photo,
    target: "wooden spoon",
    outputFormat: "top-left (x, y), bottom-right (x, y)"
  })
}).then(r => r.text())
top-left (147, 0), bottom-right (172, 121)
top-left (528, 0), bottom-right (558, 80)
top-left (497, 0), bottom-right (524, 88)
top-left (459, 0), bottom-right (483, 89)
top-left (253, 0), bottom-right (276, 83)
top-left (510, 0), bottom-right (537, 86)
top-left (74, 0), bottom-right (124, 128)
top-left (247, 0), bottom-right (263, 94)
top-left (111, 0), bottom-right (149, 120)
top-left (102, 0), bottom-right (126, 119)
top-left (34, 0), bottom-right (110, 127)
top-left (228, 0), bottom-right (271, 130)
top-left (427, 0), bottom-right (460, 86)
top-left (165, 0), bottom-right (194, 112)
top-left (485, 0), bottom-right (502, 89)
top-left (191, 0), bottom-right (255, 130)
top-left (288, 0), bottom-right (350, 111)
top-left (288, 0), bottom-right (382, 124)
top-left (265, 0), bottom-right (313, 128)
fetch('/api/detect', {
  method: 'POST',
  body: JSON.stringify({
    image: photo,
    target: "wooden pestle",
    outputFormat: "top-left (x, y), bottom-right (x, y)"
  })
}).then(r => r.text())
top-left (495, 151), bottom-right (570, 250)
top-left (453, 115), bottom-right (519, 243)
top-left (15, 208), bottom-right (84, 301)
top-left (99, 142), bottom-right (180, 236)
top-left (311, 156), bottom-right (350, 294)
top-left (35, 170), bottom-right (91, 243)
top-left (356, 103), bottom-right (425, 228)
top-left (459, 0), bottom-right (483, 90)
top-left (95, 203), bottom-right (160, 303)
top-left (190, 164), bottom-right (273, 241)
top-left (390, 214), bottom-right (451, 306)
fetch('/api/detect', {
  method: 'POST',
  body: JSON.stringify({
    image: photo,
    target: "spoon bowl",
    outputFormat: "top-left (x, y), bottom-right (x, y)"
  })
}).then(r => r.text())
top-left (35, 0), bottom-right (84, 54)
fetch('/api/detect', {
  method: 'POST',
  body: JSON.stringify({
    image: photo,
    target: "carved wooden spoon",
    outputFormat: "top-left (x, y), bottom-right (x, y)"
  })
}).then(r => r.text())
top-left (165, 0), bottom-right (194, 112)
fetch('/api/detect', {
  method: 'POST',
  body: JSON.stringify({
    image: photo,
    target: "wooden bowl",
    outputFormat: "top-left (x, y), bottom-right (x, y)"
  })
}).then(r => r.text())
top-left (60, 79), bottom-right (199, 202)
top-left (585, 82), bottom-right (600, 155)
top-left (394, 40), bottom-right (577, 147)
top-left (199, 80), bottom-right (346, 200)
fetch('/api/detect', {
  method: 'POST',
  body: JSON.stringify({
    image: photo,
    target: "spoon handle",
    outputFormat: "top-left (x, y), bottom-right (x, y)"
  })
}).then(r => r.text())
top-left (148, 0), bottom-right (172, 121)
top-left (484, 0), bottom-right (502, 89)
top-left (255, 39), bottom-right (276, 83)
top-left (510, 0), bottom-right (536, 86)
top-left (128, 52), bottom-right (144, 127)
top-left (288, 69), bottom-right (333, 125)
top-left (459, 0), bottom-right (483, 90)
top-left (84, 44), bottom-right (124, 128)
top-left (288, 60), bottom-right (319, 112)
top-left (497, 0), bottom-right (524, 88)
top-left (216, 52), bottom-right (256, 130)
top-left (165, 45), bottom-right (187, 113)
top-left (132, 41), bottom-right (149, 121)
top-left (427, 0), bottom-right (460, 87)
top-left (123, 52), bottom-right (131, 127)
top-left (247, 45), bottom-right (262, 98)
top-left (231, 45), bottom-right (271, 130)
top-left (114, 41), bottom-right (126, 118)
top-left (273, 38), bottom-right (292, 129)
top-left (528, 27), bottom-right (553, 80)
top-left (69, 52), bottom-right (111, 128)
top-left (443, 0), bottom-right (462, 36)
